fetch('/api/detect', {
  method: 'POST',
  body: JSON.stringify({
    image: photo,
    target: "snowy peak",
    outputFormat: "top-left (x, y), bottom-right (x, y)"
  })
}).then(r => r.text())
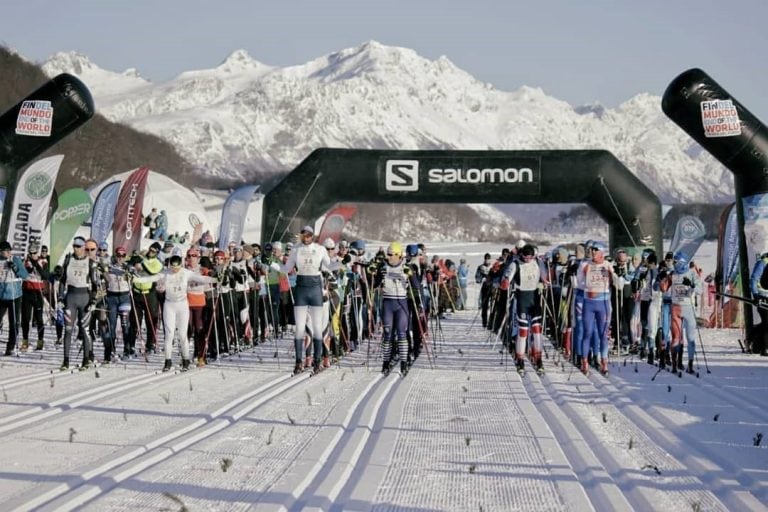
top-left (216, 49), bottom-right (270, 74)
top-left (42, 50), bottom-right (150, 97)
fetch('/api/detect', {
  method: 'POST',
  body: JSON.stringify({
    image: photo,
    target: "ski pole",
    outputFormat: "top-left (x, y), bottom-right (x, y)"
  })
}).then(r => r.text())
top-left (690, 296), bottom-right (711, 374)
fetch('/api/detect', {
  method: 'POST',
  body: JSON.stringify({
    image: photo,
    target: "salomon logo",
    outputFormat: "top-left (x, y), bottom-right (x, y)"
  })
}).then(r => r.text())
top-left (385, 160), bottom-right (419, 191)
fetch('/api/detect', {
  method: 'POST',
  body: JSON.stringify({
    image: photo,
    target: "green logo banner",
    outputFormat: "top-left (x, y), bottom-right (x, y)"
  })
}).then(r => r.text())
top-left (49, 187), bottom-right (92, 269)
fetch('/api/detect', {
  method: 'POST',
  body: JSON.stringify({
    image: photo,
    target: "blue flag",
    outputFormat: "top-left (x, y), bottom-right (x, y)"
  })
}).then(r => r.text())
top-left (218, 185), bottom-right (259, 248)
top-left (669, 215), bottom-right (706, 262)
top-left (90, 181), bottom-right (121, 246)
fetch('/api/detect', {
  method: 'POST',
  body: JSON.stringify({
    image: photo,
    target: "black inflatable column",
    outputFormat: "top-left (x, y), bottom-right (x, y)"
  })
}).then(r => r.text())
top-left (0, 73), bottom-right (95, 239)
top-left (662, 68), bottom-right (768, 350)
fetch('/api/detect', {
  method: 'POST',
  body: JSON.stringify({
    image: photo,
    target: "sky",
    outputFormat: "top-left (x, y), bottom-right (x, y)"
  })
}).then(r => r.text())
top-left (2, 0), bottom-right (768, 119)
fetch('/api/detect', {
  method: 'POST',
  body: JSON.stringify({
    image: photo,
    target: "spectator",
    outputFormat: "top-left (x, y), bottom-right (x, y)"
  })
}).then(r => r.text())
top-left (153, 210), bottom-right (169, 241)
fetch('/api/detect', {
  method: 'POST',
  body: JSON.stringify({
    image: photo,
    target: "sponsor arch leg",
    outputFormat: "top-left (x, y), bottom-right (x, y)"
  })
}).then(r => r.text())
top-left (0, 73), bottom-right (95, 240)
top-left (261, 148), bottom-right (662, 257)
top-left (663, 68), bottom-right (768, 352)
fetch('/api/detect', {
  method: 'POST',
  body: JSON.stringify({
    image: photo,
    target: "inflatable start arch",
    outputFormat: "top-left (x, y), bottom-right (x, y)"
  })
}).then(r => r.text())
top-left (262, 148), bottom-right (662, 256)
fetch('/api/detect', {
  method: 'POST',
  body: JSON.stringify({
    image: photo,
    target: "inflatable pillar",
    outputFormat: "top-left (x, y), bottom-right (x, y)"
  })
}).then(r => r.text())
top-left (0, 73), bottom-right (95, 240)
top-left (662, 68), bottom-right (768, 350)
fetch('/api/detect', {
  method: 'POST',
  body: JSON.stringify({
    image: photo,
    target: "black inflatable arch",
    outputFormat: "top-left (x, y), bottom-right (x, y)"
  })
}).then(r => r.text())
top-left (262, 148), bottom-right (662, 255)
top-left (0, 73), bottom-right (95, 239)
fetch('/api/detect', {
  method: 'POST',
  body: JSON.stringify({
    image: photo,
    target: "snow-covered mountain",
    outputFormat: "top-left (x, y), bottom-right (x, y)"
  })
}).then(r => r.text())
top-left (41, 41), bottom-right (735, 205)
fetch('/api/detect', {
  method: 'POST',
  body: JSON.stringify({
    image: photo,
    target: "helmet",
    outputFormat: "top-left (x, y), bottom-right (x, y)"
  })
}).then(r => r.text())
top-left (214, 250), bottom-right (226, 259)
top-left (674, 251), bottom-right (688, 273)
top-left (584, 239), bottom-right (594, 250)
top-left (286, 242), bottom-right (294, 251)
top-left (387, 241), bottom-right (403, 258)
top-left (186, 247), bottom-right (200, 257)
top-left (99, 241), bottom-right (109, 251)
top-left (349, 240), bottom-right (366, 256)
top-left (515, 239), bottom-right (527, 250)
top-left (405, 244), bottom-right (420, 258)
top-left (271, 241), bottom-right (283, 251)
top-left (149, 242), bottom-right (162, 253)
top-left (591, 241), bottom-right (608, 254)
top-left (323, 237), bottom-right (336, 250)
top-left (338, 240), bottom-right (349, 249)
top-left (28, 243), bottom-right (40, 254)
top-left (641, 248), bottom-right (654, 260)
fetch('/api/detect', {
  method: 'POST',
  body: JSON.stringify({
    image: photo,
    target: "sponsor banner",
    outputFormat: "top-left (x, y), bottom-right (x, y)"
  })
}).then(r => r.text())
top-left (189, 213), bottom-right (203, 246)
top-left (720, 204), bottom-right (740, 288)
top-left (7, 155), bottom-right (63, 258)
top-left (379, 157), bottom-right (541, 196)
top-left (112, 167), bottom-right (150, 255)
top-left (15, 100), bottom-right (54, 137)
top-left (218, 185), bottom-right (259, 248)
top-left (90, 181), bottom-right (121, 246)
top-left (50, 188), bottom-right (92, 269)
top-left (669, 215), bottom-right (706, 262)
top-left (742, 193), bottom-right (768, 274)
top-left (317, 205), bottom-right (357, 243)
top-left (700, 99), bottom-right (741, 138)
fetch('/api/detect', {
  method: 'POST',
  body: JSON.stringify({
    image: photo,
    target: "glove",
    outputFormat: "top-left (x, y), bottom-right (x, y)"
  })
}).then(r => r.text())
top-left (341, 254), bottom-right (352, 265)
top-left (56, 299), bottom-right (65, 311)
top-left (500, 278), bottom-right (509, 291)
top-left (403, 265), bottom-right (413, 277)
top-left (682, 277), bottom-right (692, 287)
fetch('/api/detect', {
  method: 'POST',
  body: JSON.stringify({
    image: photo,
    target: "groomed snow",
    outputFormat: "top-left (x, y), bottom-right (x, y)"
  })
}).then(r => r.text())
top-left (0, 293), bottom-right (765, 511)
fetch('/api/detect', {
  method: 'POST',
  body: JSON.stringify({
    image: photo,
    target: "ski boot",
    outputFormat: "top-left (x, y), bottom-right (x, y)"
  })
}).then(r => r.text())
top-left (196, 357), bottom-right (206, 368)
top-left (60, 358), bottom-right (70, 371)
top-left (35, 339), bottom-right (44, 351)
top-left (600, 358), bottom-right (609, 376)
top-left (677, 348), bottom-right (683, 373)
top-left (322, 355), bottom-right (330, 368)
top-left (20, 339), bottom-right (29, 352)
top-left (400, 360), bottom-right (409, 377)
top-left (659, 349), bottom-right (666, 370)
top-left (647, 347), bottom-right (654, 365)
top-left (516, 358), bottom-right (525, 376)
top-left (581, 358), bottom-right (589, 375)
top-left (312, 359), bottom-right (323, 376)
top-left (536, 358), bottom-right (545, 376)
top-left (686, 359), bottom-right (694, 374)
top-left (381, 361), bottom-right (391, 376)
top-left (293, 361), bottom-right (304, 376)
top-left (181, 359), bottom-right (190, 372)
top-left (162, 359), bottom-right (172, 372)
top-left (79, 359), bottom-right (92, 371)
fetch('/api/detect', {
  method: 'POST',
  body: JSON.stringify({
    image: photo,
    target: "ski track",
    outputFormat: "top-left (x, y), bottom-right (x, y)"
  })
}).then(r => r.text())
top-left (0, 313), bottom-right (766, 510)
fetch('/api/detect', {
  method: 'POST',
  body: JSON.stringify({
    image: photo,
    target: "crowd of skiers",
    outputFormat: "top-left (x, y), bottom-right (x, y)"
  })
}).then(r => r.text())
top-left (476, 240), bottom-right (706, 376)
top-left (0, 228), bottom-right (468, 376)
top-left (0, 225), bottom-right (721, 379)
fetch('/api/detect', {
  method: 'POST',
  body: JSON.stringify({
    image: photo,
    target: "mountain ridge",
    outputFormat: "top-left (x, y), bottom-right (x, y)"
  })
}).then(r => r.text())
top-left (40, 40), bottom-right (736, 207)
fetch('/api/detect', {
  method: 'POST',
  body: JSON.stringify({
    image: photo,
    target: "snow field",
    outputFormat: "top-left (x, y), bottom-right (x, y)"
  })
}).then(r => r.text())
top-left (0, 306), bottom-right (765, 511)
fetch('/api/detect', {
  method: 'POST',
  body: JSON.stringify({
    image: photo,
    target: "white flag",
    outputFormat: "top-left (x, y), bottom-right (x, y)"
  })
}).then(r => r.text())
top-left (7, 155), bottom-right (63, 258)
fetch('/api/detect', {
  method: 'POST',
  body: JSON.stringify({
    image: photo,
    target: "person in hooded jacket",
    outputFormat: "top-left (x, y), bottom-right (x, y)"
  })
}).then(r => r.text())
top-left (0, 240), bottom-right (29, 356)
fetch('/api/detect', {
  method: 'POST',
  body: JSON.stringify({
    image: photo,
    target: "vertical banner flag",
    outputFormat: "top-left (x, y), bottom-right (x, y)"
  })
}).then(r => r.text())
top-left (7, 154), bottom-right (63, 258)
top-left (218, 185), bottom-right (259, 248)
top-left (669, 215), bottom-right (706, 262)
top-left (113, 167), bottom-right (150, 255)
top-left (317, 205), bottom-right (357, 243)
top-left (0, 188), bottom-right (6, 218)
top-left (49, 188), bottom-right (92, 269)
top-left (90, 181), bottom-right (121, 246)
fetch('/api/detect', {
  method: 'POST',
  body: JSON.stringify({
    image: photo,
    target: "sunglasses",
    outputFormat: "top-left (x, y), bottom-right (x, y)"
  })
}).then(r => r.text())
top-left (116, 254), bottom-right (127, 258)
top-left (86, 248), bottom-right (97, 252)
